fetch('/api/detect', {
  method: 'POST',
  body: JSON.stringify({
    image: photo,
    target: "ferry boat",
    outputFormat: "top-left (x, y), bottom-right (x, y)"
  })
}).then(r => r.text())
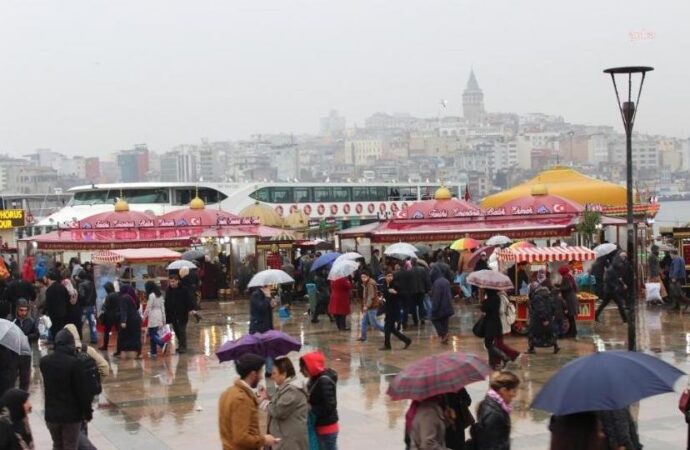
top-left (36, 181), bottom-right (466, 228)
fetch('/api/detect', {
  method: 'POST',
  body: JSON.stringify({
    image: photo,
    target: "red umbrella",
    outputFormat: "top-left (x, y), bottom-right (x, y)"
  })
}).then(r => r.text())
top-left (387, 352), bottom-right (491, 401)
top-left (468, 246), bottom-right (496, 268)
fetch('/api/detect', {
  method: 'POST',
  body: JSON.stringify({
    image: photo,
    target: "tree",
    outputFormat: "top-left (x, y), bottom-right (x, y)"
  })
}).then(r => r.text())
top-left (576, 210), bottom-right (601, 247)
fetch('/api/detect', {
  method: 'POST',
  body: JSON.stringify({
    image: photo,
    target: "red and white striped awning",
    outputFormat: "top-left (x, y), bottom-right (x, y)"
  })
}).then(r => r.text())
top-left (91, 248), bottom-right (182, 265)
top-left (497, 246), bottom-right (596, 263)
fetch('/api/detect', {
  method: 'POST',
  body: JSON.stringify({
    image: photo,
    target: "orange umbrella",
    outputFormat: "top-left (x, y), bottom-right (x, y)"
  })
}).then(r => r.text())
top-left (450, 237), bottom-right (480, 251)
top-left (509, 241), bottom-right (535, 249)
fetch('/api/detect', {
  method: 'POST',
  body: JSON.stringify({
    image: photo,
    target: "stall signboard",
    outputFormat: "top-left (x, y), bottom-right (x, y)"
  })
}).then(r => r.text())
top-left (0, 209), bottom-right (25, 229)
top-left (577, 298), bottom-right (596, 321)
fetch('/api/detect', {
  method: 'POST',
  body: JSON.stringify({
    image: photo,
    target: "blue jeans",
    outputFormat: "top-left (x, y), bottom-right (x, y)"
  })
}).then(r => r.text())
top-left (317, 432), bottom-right (338, 450)
top-left (360, 309), bottom-right (384, 339)
top-left (458, 273), bottom-right (472, 298)
top-left (82, 306), bottom-right (98, 343)
top-left (148, 327), bottom-right (163, 355)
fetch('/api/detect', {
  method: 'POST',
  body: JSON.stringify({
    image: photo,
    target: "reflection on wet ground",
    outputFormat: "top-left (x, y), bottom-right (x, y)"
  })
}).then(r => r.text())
top-left (26, 301), bottom-right (690, 449)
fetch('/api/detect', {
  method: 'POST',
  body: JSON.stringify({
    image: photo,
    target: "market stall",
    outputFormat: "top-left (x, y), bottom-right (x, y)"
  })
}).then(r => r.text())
top-left (496, 245), bottom-right (598, 333)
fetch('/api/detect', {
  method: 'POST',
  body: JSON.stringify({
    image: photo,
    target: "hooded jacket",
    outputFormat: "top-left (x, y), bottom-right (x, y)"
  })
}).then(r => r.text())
top-left (63, 324), bottom-right (110, 380)
top-left (301, 351), bottom-right (338, 433)
top-left (0, 388), bottom-right (32, 450)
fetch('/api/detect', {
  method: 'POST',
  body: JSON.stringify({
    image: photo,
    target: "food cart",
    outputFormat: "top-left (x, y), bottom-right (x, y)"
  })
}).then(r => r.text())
top-left (496, 246), bottom-right (598, 333)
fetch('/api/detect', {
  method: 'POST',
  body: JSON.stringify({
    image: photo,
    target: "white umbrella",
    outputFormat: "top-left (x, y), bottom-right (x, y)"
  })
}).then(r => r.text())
top-left (593, 243), bottom-right (618, 258)
top-left (386, 250), bottom-right (418, 260)
top-left (384, 243), bottom-right (419, 256)
top-left (486, 235), bottom-right (512, 246)
top-left (328, 259), bottom-right (360, 280)
top-left (0, 319), bottom-right (31, 355)
top-left (167, 260), bottom-right (197, 270)
top-left (247, 269), bottom-right (295, 288)
top-left (335, 252), bottom-right (363, 263)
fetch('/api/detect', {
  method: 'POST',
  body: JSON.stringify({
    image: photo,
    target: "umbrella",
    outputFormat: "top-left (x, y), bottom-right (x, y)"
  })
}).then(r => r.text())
top-left (415, 244), bottom-right (432, 256)
top-left (450, 237), bottom-right (480, 251)
top-left (387, 352), bottom-right (492, 401)
top-left (486, 235), bottom-right (512, 246)
top-left (310, 252), bottom-right (342, 272)
top-left (384, 243), bottom-right (419, 256)
top-left (386, 250), bottom-right (417, 260)
top-left (415, 259), bottom-right (429, 268)
top-left (216, 330), bottom-right (301, 362)
top-left (181, 248), bottom-right (205, 261)
top-left (509, 241), bottom-right (535, 249)
top-left (335, 252), bottom-right (363, 262)
top-left (247, 269), bottom-right (295, 288)
top-left (328, 259), bottom-right (360, 280)
top-left (167, 260), bottom-right (197, 270)
top-left (531, 350), bottom-right (685, 415)
top-left (466, 270), bottom-right (513, 290)
top-left (0, 319), bottom-right (31, 355)
top-left (593, 243), bottom-right (618, 258)
top-left (468, 245), bottom-right (496, 268)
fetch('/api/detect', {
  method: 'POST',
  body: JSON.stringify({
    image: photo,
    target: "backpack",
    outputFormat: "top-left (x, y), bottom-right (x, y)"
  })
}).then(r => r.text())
top-left (76, 343), bottom-right (102, 398)
top-left (499, 292), bottom-right (516, 325)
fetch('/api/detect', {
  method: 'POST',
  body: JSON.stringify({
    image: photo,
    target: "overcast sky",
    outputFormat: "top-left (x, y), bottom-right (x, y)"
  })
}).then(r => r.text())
top-left (0, 0), bottom-right (687, 156)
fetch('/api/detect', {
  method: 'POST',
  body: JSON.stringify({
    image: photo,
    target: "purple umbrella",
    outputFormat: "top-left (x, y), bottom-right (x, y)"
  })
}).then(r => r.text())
top-left (215, 330), bottom-right (302, 362)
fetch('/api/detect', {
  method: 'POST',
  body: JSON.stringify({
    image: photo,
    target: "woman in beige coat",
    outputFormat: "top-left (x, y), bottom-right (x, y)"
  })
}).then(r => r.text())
top-left (259, 356), bottom-right (308, 450)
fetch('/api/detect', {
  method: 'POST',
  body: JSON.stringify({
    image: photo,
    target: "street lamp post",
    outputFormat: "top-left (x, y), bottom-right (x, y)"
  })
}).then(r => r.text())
top-left (603, 66), bottom-right (653, 352)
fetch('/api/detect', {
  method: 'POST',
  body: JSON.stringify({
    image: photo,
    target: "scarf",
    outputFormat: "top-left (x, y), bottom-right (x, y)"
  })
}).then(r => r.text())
top-left (487, 388), bottom-right (512, 414)
top-left (404, 400), bottom-right (420, 434)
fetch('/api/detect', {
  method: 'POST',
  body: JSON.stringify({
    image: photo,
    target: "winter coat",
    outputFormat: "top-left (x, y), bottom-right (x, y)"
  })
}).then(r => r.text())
top-left (218, 380), bottom-right (264, 450)
top-left (409, 399), bottom-right (448, 450)
top-left (498, 292), bottom-right (513, 335)
top-left (361, 278), bottom-right (380, 310)
top-left (102, 292), bottom-right (120, 323)
top-left (266, 378), bottom-right (309, 450)
top-left (0, 346), bottom-right (19, 397)
top-left (430, 276), bottom-right (454, 320)
top-left (647, 253), bottom-right (660, 278)
top-left (328, 277), bottom-right (351, 316)
top-left (528, 286), bottom-right (555, 334)
top-left (0, 388), bottom-right (33, 450)
top-left (597, 408), bottom-right (642, 450)
top-left (302, 352), bottom-right (338, 431)
top-left (670, 256), bottom-right (687, 282)
top-left (411, 266), bottom-right (431, 295)
top-left (394, 269), bottom-right (415, 295)
top-left (559, 276), bottom-right (578, 316)
top-left (39, 334), bottom-right (92, 423)
top-left (77, 279), bottom-right (96, 307)
top-left (45, 282), bottom-right (70, 321)
top-left (473, 396), bottom-right (511, 450)
top-left (63, 324), bottom-right (110, 380)
top-left (474, 258), bottom-right (490, 272)
top-left (249, 289), bottom-right (273, 334)
top-left (382, 279), bottom-right (402, 322)
top-left (4, 280), bottom-right (36, 307)
top-left (164, 286), bottom-right (196, 324)
top-left (143, 293), bottom-right (166, 329)
top-left (480, 291), bottom-right (503, 339)
top-left (12, 317), bottom-right (38, 342)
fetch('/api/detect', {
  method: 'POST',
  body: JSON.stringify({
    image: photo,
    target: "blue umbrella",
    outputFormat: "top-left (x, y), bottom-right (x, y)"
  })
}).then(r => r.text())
top-left (531, 350), bottom-right (685, 415)
top-left (310, 252), bottom-right (341, 272)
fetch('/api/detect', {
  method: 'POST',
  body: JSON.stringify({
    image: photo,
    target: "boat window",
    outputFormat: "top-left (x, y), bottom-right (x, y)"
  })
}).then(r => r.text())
top-left (249, 187), bottom-right (270, 202)
top-left (293, 187), bottom-right (311, 203)
top-left (399, 187), bottom-right (418, 201)
top-left (352, 187), bottom-right (370, 201)
top-left (173, 188), bottom-right (227, 205)
top-left (371, 187), bottom-right (387, 200)
top-left (71, 191), bottom-right (108, 205)
top-left (332, 187), bottom-right (351, 202)
top-left (388, 187), bottom-right (401, 201)
top-left (313, 187), bottom-right (333, 202)
top-left (270, 187), bottom-right (293, 203)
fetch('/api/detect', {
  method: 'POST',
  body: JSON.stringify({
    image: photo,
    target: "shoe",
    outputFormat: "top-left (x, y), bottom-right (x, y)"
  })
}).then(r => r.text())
top-left (554, 346), bottom-right (561, 354)
top-left (403, 340), bottom-right (412, 350)
top-left (343, 327), bottom-right (351, 331)
top-left (356, 337), bottom-right (367, 342)
top-left (526, 348), bottom-right (536, 354)
top-left (311, 319), bottom-right (319, 323)
top-left (379, 346), bottom-right (392, 351)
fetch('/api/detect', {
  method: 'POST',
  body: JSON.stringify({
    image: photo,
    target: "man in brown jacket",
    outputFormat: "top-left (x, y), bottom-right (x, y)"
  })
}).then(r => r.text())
top-left (219, 353), bottom-right (280, 450)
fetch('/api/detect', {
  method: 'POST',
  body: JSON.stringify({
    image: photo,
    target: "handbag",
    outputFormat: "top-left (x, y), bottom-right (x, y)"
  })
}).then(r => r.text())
top-left (472, 315), bottom-right (486, 338)
top-left (679, 388), bottom-right (690, 413)
top-left (157, 325), bottom-right (173, 343)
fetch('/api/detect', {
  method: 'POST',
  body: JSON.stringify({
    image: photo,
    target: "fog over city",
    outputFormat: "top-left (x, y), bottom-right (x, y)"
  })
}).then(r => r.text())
top-left (0, 0), bottom-right (688, 156)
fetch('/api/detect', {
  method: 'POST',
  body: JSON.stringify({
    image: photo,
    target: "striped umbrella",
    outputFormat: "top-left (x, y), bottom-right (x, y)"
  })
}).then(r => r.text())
top-left (450, 237), bottom-right (480, 251)
top-left (387, 352), bottom-right (492, 401)
top-left (509, 241), bottom-right (536, 249)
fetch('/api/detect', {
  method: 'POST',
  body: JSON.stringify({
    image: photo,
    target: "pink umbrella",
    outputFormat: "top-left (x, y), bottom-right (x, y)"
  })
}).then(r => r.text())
top-left (466, 270), bottom-right (513, 290)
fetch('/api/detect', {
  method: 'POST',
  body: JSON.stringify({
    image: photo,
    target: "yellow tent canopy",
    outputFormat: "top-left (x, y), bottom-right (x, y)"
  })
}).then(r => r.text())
top-left (239, 202), bottom-right (284, 227)
top-left (482, 166), bottom-right (632, 208)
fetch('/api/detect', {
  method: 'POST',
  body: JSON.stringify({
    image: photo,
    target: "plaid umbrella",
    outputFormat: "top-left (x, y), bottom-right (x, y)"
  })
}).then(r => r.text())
top-left (387, 352), bottom-right (492, 401)
top-left (466, 270), bottom-right (513, 290)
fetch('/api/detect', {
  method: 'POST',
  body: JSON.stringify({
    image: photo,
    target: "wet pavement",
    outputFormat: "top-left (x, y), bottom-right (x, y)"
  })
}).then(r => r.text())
top-left (25, 300), bottom-right (690, 449)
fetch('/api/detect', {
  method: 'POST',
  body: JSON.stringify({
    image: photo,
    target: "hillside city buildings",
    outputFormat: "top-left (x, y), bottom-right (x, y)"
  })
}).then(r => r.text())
top-left (1, 71), bottom-right (689, 201)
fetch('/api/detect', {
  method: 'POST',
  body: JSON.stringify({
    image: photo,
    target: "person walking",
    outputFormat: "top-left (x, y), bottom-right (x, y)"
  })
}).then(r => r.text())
top-left (0, 388), bottom-right (34, 450)
top-left (558, 265), bottom-right (579, 338)
top-left (408, 396), bottom-right (449, 450)
top-left (495, 291), bottom-right (520, 363)
top-left (143, 281), bottom-right (167, 357)
top-left (218, 353), bottom-right (279, 450)
top-left (312, 269), bottom-right (331, 323)
top-left (443, 389), bottom-right (473, 450)
top-left (99, 282), bottom-right (120, 351)
top-left (527, 276), bottom-right (559, 354)
top-left (40, 329), bottom-right (93, 450)
top-left (379, 271), bottom-right (411, 351)
top-left (596, 259), bottom-right (628, 324)
top-left (596, 408), bottom-right (642, 450)
top-left (429, 267), bottom-right (454, 344)
top-left (457, 249), bottom-right (474, 299)
top-left (12, 299), bottom-right (37, 392)
top-left (480, 288), bottom-right (508, 370)
top-left (4, 278), bottom-right (36, 320)
top-left (300, 351), bottom-right (339, 450)
top-left (549, 412), bottom-right (606, 450)
top-left (357, 271), bottom-right (384, 342)
top-left (0, 344), bottom-right (19, 398)
top-left (669, 249), bottom-right (689, 311)
top-left (117, 284), bottom-right (142, 359)
top-left (395, 262), bottom-right (416, 328)
top-left (165, 274), bottom-right (197, 354)
top-left (63, 323), bottom-right (110, 380)
top-left (45, 272), bottom-right (71, 341)
top-left (76, 270), bottom-right (98, 344)
top-left (471, 371), bottom-right (520, 450)
top-left (328, 277), bottom-right (351, 331)
top-left (249, 284), bottom-right (276, 375)
top-left (646, 245), bottom-right (667, 302)
top-left (590, 255), bottom-right (608, 303)
top-left (258, 356), bottom-right (309, 450)
top-left (410, 259), bottom-right (431, 324)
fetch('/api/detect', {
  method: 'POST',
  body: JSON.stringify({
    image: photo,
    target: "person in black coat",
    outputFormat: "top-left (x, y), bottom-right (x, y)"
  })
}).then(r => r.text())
top-left (117, 284), bottom-right (142, 358)
top-left (165, 274), bottom-right (197, 354)
top-left (444, 388), bottom-right (473, 450)
top-left (472, 371), bottom-right (520, 450)
top-left (76, 270), bottom-right (98, 344)
top-left (4, 279), bottom-right (36, 317)
top-left (480, 289), bottom-right (506, 369)
top-left (430, 269), bottom-right (454, 344)
top-left (100, 282), bottom-right (121, 351)
top-left (249, 286), bottom-right (275, 334)
top-left (0, 388), bottom-right (34, 450)
top-left (379, 271), bottom-right (411, 350)
top-left (39, 329), bottom-right (92, 450)
top-left (300, 351), bottom-right (339, 449)
top-left (410, 260), bottom-right (431, 324)
top-left (395, 264), bottom-right (416, 328)
top-left (44, 272), bottom-right (71, 341)
top-left (0, 346), bottom-right (19, 398)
